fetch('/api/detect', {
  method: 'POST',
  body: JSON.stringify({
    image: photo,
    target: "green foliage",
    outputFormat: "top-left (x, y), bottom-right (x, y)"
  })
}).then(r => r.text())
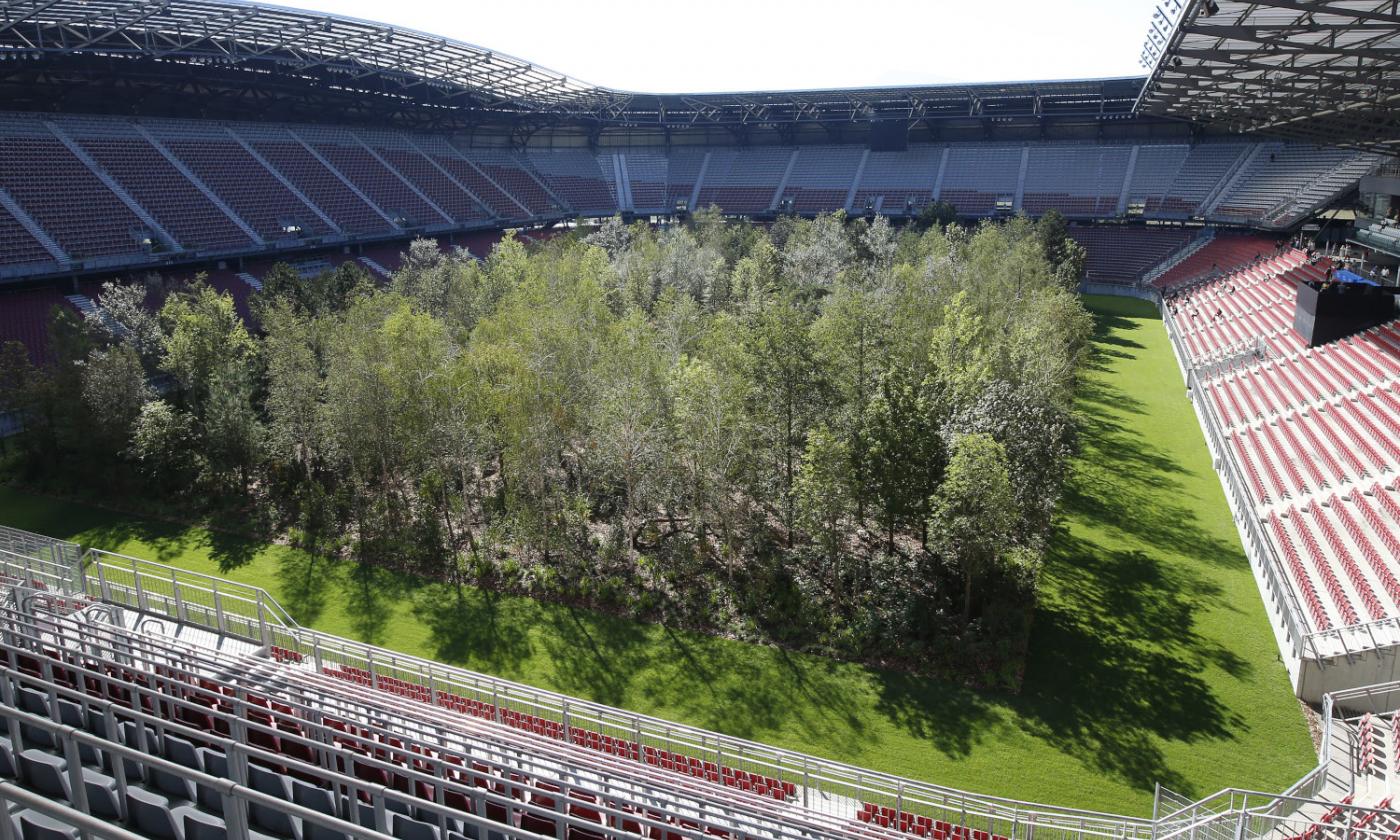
top-left (0, 296), bottom-right (1317, 812)
top-left (159, 278), bottom-right (255, 404)
top-left (915, 200), bottom-right (958, 231)
top-left (928, 433), bottom-right (1019, 623)
top-left (3, 215), bottom-right (1095, 680)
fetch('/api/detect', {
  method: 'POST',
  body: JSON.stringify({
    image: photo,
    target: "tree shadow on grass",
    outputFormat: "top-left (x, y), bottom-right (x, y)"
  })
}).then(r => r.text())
top-left (984, 296), bottom-right (1253, 797)
top-left (871, 670), bottom-right (1004, 761)
top-left (205, 528), bottom-right (260, 574)
top-left (75, 517), bottom-right (202, 565)
top-left (414, 584), bottom-right (534, 679)
top-left (536, 605), bottom-right (651, 708)
top-left (340, 560), bottom-right (410, 646)
top-left (637, 625), bottom-right (872, 756)
top-left (1013, 533), bottom-right (1249, 798)
top-left (276, 548), bottom-right (331, 626)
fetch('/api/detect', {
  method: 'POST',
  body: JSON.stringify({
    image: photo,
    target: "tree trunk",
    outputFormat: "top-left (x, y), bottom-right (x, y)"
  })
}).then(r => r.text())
top-left (962, 571), bottom-right (974, 626)
top-left (784, 398), bottom-right (795, 547)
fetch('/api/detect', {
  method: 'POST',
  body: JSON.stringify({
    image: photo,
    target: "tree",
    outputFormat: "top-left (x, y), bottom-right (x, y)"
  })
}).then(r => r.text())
top-left (259, 261), bottom-right (373, 316)
top-left (86, 281), bottom-right (163, 367)
top-left (782, 212), bottom-right (852, 295)
top-left (80, 344), bottom-right (151, 453)
top-left (927, 432), bottom-right (1017, 624)
top-left (745, 293), bottom-right (828, 543)
top-left (1035, 209), bottom-right (1086, 289)
top-left (857, 215), bottom-right (898, 285)
top-left (861, 364), bottom-right (944, 551)
top-left (159, 280), bottom-right (255, 407)
top-left (730, 235), bottom-right (779, 312)
top-left (261, 303), bottom-right (327, 481)
top-left (586, 311), bottom-right (668, 550)
top-left (202, 357), bottom-right (265, 496)
top-left (950, 380), bottom-right (1076, 537)
top-left (794, 425), bottom-right (853, 594)
top-left (129, 400), bottom-right (200, 492)
top-left (916, 200), bottom-right (958, 231)
top-left (814, 282), bottom-right (889, 520)
top-left (669, 355), bottom-right (752, 565)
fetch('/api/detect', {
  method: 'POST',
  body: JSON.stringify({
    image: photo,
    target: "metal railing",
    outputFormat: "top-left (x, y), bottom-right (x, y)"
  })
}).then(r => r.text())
top-left (1141, 229), bottom-right (1214, 288)
top-left (4, 523), bottom-right (1395, 840)
top-left (0, 524), bottom-right (79, 568)
top-left (0, 603), bottom-right (1024, 840)
top-left (1160, 306), bottom-right (1322, 669)
top-left (0, 535), bottom-right (1158, 840)
top-left (1151, 790), bottom-right (1398, 840)
top-left (77, 548), bottom-right (294, 645)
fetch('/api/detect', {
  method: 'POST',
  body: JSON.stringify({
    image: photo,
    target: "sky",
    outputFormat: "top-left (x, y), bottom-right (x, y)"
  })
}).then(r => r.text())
top-left (279, 0), bottom-right (1167, 92)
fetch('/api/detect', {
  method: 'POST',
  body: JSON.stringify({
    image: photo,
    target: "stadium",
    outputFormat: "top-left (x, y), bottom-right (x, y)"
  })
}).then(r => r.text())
top-left (0, 0), bottom-right (1399, 838)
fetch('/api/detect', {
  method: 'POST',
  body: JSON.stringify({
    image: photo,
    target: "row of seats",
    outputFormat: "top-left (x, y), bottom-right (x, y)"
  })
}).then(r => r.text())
top-left (324, 666), bottom-right (797, 802)
top-left (1165, 246), bottom-right (1400, 635)
top-left (0, 108), bottom-right (1379, 272)
top-left (1151, 234), bottom-right (1280, 290)
top-left (856, 803), bottom-right (1007, 840)
top-left (0, 617), bottom-right (758, 840)
top-left (1068, 226), bottom-right (1197, 284)
top-left (1295, 793), bottom-right (1355, 840)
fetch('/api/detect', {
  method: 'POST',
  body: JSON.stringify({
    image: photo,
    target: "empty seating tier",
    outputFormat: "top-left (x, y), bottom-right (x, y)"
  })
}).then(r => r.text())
top-left (1070, 227), bottom-right (1196, 284)
top-left (1165, 249), bottom-right (1400, 645)
top-left (67, 125), bottom-right (255, 252)
top-left (0, 116), bottom-right (149, 262)
top-left (528, 151), bottom-right (616, 213)
top-left (0, 203), bottom-right (56, 272)
top-left (0, 538), bottom-right (1140, 840)
top-left (465, 149), bottom-right (557, 217)
top-left (0, 111), bottom-right (1380, 278)
top-left (303, 131), bottom-right (450, 230)
top-left (358, 134), bottom-right (489, 225)
top-left (237, 127), bottom-right (394, 235)
top-left (156, 126), bottom-right (334, 242)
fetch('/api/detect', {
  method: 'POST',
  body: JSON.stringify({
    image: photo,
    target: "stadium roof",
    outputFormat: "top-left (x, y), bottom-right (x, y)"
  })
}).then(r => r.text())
top-left (1137, 0), bottom-right (1400, 154)
top-left (0, 0), bottom-right (1146, 130)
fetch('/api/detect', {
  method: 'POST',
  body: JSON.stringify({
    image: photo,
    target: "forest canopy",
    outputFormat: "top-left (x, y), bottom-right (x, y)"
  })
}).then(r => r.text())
top-left (1, 210), bottom-right (1092, 688)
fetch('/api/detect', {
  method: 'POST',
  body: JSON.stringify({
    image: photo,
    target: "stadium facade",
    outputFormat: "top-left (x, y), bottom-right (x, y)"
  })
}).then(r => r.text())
top-left (1, 0), bottom-right (1400, 837)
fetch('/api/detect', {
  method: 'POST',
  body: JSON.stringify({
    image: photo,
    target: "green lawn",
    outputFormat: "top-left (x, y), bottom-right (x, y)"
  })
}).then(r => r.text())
top-left (0, 294), bottom-right (1315, 815)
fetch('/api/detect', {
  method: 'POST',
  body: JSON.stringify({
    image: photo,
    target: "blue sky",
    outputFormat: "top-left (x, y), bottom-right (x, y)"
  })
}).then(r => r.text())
top-left (283, 0), bottom-right (1168, 92)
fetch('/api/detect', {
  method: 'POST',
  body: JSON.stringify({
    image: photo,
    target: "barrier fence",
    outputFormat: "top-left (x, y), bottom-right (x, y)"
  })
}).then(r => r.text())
top-left (0, 524), bottom-right (1393, 840)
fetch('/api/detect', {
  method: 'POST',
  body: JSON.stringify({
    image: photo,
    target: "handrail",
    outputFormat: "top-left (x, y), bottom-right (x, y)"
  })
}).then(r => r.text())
top-left (4, 526), bottom-right (1394, 840)
top-left (296, 625), bottom-right (1157, 834)
top-left (1159, 305), bottom-right (1321, 667)
top-left (4, 545), bottom-right (1156, 839)
top-left (0, 524), bottom-right (80, 567)
top-left (0, 780), bottom-right (151, 840)
top-left (0, 605), bottom-right (977, 840)
top-left (79, 548), bottom-right (298, 628)
top-left (0, 706), bottom-right (402, 840)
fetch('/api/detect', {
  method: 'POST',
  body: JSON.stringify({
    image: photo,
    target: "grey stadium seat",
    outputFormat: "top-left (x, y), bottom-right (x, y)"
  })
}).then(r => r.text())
top-left (18, 809), bottom-right (80, 840)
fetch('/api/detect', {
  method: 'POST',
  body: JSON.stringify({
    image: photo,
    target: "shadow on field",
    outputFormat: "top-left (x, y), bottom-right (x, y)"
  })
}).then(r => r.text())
top-left (635, 626), bottom-right (869, 753)
top-left (415, 584), bottom-right (534, 679)
top-left (872, 670), bottom-right (1002, 760)
top-left (276, 549), bottom-right (333, 626)
top-left (76, 517), bottom-right (200, 565)
top-left (538, 608), bottom-right (873, 756)
top-left (998, 299), bottom-right (1248, 798)
top-left (1015, 534), bottom-right (1247, 797)
top-left (341, 560), bottom-right (411, 646)
top-left (206, 528), bottom-right (259, 574)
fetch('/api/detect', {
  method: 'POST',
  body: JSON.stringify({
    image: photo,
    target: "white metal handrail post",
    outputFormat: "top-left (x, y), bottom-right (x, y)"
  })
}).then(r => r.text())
top-left (171, 566), bottom-right (187, 625)
top-left (258, 591), bottom-right (272, 646)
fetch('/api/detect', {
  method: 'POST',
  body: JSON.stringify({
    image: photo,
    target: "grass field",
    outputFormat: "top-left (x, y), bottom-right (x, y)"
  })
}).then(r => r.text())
top-left (0, 294), bottom-right (1315, 815)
